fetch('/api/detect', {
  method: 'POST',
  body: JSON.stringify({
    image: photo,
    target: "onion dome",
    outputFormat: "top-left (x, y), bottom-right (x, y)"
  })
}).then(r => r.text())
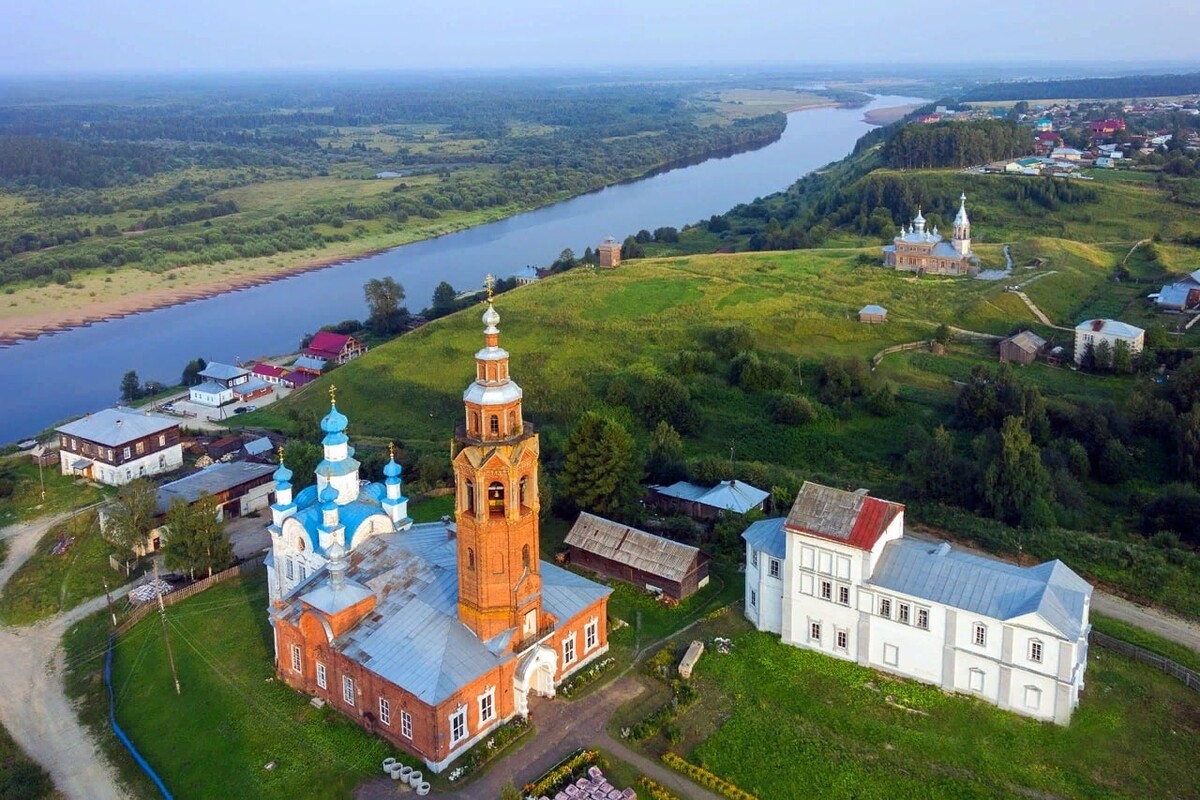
top-left (319, 483), bottom-right (339, 505)
top-left (321, 403), bottom-right (348, 435)
top-left (326, 539), bottom-right (346, 563)
top-left (273, 462), bottom-right (293, 484)
top-left (913, 208), bottom-right (925, 226)
top-left (383, 458), bottom-right (402, 479)
top-left (482, 302), bottom-right (500, 334)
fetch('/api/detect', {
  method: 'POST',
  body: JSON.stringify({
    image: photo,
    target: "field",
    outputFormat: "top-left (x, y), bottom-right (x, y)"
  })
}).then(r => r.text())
top-left (653, 623), bottom-right (1200, 800)
top-left (0, 454), bottom-right (112, 527)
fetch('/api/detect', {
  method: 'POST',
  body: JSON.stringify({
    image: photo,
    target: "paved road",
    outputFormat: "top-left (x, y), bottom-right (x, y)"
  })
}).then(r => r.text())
top-left (0, 515), bottom-right (129, 800)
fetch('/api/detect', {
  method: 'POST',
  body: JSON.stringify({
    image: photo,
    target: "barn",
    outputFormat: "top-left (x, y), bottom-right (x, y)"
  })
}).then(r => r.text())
top-left (999, 330), bottom-right (1046, 365)
top-left (565, 512), bottom-right (710, 601)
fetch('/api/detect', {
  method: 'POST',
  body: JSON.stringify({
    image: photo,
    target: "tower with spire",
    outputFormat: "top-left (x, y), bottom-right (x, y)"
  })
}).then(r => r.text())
top-left (882, 193), bottom-right (978, 276)
top-left (952, 192), bottom-right (971, 256)
top-left (451, 284), bottom-right (547, 643)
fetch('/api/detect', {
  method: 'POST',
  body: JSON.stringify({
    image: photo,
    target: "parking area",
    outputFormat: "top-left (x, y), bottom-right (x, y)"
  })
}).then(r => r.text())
top-left (150, 385), bottom-right (294, 430)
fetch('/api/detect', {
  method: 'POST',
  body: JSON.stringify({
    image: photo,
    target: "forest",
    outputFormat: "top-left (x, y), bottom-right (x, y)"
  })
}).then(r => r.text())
top-left (881, 119), bottom-right (1030, 169)
top-left (961, 72), bottom-right (1200, 102)
top-left (0, 75), bottom-right (793, 289)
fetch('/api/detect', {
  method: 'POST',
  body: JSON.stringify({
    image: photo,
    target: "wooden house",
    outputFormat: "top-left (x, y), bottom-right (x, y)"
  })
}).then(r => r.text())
top-left (56, 407), bottom-right (183, 486)
top-left (565, 512), bottom-right (710, 601)
top-left (999, 330), bottom-right (1046, 365)
top-left (305, 332), bottom-right (367, 365)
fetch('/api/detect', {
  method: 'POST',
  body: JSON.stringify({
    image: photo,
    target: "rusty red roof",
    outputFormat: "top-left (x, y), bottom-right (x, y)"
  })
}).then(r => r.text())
top-left (784, 481), bottom-right (903, 551)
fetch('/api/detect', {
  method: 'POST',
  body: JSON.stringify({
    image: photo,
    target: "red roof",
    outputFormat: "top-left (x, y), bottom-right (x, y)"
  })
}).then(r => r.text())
top-left (253, 363), bottom-right (286, 378)
top-left (784, 482), bottom-right (903, 552)
top-left (306, 331), bottom-right (352, 359)
top-left (845, 497), bottom-right (903, 550)
top-left (286, 370), bottom-right (316, 387)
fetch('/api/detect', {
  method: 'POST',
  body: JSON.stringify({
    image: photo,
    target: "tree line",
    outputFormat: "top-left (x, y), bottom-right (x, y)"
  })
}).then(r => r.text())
top-left (882, 120), bottom-right (1030, 169)
top-left (962, 72), bottom-right (1200, 102)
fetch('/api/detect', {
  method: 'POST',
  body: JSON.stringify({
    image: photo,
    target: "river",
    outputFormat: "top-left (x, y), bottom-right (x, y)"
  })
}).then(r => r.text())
top-left (0, 94), bottom-right (924, 444)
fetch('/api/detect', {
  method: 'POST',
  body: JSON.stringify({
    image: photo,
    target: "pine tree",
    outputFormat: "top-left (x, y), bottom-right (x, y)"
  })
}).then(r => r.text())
top-left (559, 412), bottom-right (641, 519)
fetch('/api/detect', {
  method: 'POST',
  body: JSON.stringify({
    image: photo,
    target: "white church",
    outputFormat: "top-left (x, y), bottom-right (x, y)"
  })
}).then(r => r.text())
top-left (743, 481), bottom-right (1092, 725)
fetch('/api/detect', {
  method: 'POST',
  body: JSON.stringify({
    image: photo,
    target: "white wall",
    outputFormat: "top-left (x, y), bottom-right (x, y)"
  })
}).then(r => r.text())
top-left (61, 443), bottom-right (183, 486)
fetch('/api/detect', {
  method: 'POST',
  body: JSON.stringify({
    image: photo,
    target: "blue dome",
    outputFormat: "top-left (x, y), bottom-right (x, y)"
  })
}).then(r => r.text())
top-left (319, 483), bottom-right (339, 505)
top-left (273, 462), bottom-right (293, 483)
top-left (383, 458), bottom-right (402, 478)
top-left (294, 485), bottom-right (318, 509)
top-left (321, 402), bottom-right (349, 434)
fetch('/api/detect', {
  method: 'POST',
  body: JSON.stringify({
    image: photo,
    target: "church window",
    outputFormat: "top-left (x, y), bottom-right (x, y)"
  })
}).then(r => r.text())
top-left (563, 633), bottom-right (576, 665)
top-left (809, 622), bottom-right (822, 643)
top-left (316, 662), bottom-right (327, 689)
top-left (286, 558), bottom-right (294, 581)
top-left (465, 480), bottom-right (475, 514)
top-left (836, 630), bottom-right (848, 650)
top-left (400, 710), bottom-right (412, 739)
top-left (522, 544), bottom-right (530, 569)
top-left (820, 580), bottom-right (832, 601)
top-left (297, 537), bottom-right (305, 551)
top-left (585, 619), bottom-right (598, 651)
top-left (290, 644), bottom-right (302, 674)
top-left (478, 688), bottom-right (495, 726)
top-left (878, 597), bottom-right (891, 618)
top-left (768, 559), bottom-right (781, 579)
top-left (470, 412), bottom-right (480, 435)
top-left (489, 415), bottom-right (499, 435)
top-left (379, 697), bottom-right (391, 726)
top-left (487, 481), bottom-right (505, 514)
top-left (916, 608), bottom-right (929, 630)
top-left (450, 707), bottom-right (468, 745)
top-left (342, 676), bottom-right (355, 706)
top-left (468, 548), bottom-right (476, 571)
top-left (898, 603), bottom-right (910, 624)
top-left (519, 475), bottom-right (530, 508)
top-left (299, 565), bottom-right (307, 582)
top-left (1029, 639), bottom-right (1044, 664)
top-left (524, 609), bottom-right (537, 636)
top-left (973, 623), bottom-right (987, 647)
top-left (1024, 686), bottom-right (1042, 710)
top-left (508, 411), bottom-right (517, 432)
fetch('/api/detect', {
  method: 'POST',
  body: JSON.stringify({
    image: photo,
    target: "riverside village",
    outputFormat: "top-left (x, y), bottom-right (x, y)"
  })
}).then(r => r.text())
top-left (1, 65), bottom-right (1199, 800)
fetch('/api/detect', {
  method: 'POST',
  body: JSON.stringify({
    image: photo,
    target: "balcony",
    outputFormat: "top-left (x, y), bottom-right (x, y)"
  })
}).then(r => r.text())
top-left (454, 422), bottom-right (536, 448)
top-left (513, 622), bottom-right (557, 654)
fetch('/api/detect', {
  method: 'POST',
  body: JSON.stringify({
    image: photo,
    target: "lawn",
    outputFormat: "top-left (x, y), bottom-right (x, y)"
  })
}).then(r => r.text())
top-left (69, 571), bottom-right (405, 800)
top-left (407, 492), bottom-right (454, 523)
top-left (0, 721), bottom-right (53, 800)
top-left (676, 626), bottom-right (1200, 800)
top-left (0, 454), bottom-right (112, 527)
top-left (0, 510), bottom-right (127, 625)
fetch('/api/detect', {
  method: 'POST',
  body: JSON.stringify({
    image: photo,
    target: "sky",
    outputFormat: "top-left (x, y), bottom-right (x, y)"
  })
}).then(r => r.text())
top-left (2, 0), bottom-right (1199, 75)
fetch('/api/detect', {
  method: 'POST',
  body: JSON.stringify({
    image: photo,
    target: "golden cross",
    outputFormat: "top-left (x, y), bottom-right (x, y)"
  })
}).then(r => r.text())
top-left (329, 384), bottom-right (337, 405)
top-left (277, 445), bottom-right (286, 464)
top-left (484, 273), bottom-right (495, 301)
top-left (388, 441), bottom-right (395, 461)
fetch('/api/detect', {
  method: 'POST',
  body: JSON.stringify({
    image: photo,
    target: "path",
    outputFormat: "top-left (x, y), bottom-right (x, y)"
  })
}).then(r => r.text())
top-left (0, 516), bottom-right (129, 800)
top-left (975, 244), bottom-right (1014, 281)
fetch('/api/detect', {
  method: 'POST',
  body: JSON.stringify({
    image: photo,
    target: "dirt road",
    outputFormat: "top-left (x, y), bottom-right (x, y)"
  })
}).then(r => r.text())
top-left (0, 516), bottom-right (128, 800)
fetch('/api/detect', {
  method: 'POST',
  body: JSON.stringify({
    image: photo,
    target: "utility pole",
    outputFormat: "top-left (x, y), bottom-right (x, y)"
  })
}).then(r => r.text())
top-left (154, 560), bottom-right (182, 695)
top-left (103, 580), bottom-right (116, 628)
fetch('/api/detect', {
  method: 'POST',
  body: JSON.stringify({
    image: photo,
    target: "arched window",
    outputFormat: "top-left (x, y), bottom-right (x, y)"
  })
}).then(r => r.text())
top-left (489, 415), bottom-right (499, 435)
top-left (465, 480), bottom-right (475, 514)
top-left (519, 475), bottom-right (530, 508)
top-left (522, 544), bottom-right (530, 569)
top-left (470, 412), bottom-right (480, 436)
top-left (508, 411), bottom-right (517, 432)
top-left (297, 537), bottom-right (306, 551)
top-left (487, 481), bottom-right (505, 514)
top-left (468, 548), bottom-right (475, 571)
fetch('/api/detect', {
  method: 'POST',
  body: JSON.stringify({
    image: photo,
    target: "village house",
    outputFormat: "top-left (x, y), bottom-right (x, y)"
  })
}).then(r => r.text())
top-left (1073, 319), bottom-right (1145, 365)
top-left (649, 479), bottom-right (770, 522)
top-left (269, 302), bottom-right (611, 773)
top-left (743, 481), bottom-right (1092, 725)
top-left (304, 331), bottom-right (367, 365)
top-left (565, 512), bottom-right (710, 601)
top-left (882, 194), bottom-right (978, 276)
top-left (252, 363), bottom-right (291, 387)
top-left (157, 461), bottom-right (276, 520)
top-left (292, 355), bottom-right (328, 377)
top-left (189, 362), bottom-right (271, 407)
top-left (1155, 268), bottom-right (1200, 311)
top-left (57, 407), bottom-right (183, 486)
top-left (999, 330), bottom-right (1046, 365)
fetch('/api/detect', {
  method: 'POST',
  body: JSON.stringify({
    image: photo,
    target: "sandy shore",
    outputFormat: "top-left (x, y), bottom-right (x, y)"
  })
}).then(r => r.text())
top-left (862, 104), bottom-right (921, 126)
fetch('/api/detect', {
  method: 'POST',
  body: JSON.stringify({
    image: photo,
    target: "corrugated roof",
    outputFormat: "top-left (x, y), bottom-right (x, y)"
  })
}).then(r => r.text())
top-left (741, 517), bottom-right (786, 559)
top-left (198, 362), bottom-right (247, 381)
top-left (869, 538), bottom-right (1091, 639)
top-left (293, 355), bottom-right (327, 371)
top-left (1074, 318), bottom-right (1145, 339)
top-left (57, 407), bottom-right (177, 446)
top-left (784, 481), bottom-right (902, 551)
top-left (859, 304), bottom-right (887, 316)
top-left (565, 512), bottom-right (701, 582)
top-left (156, 461), bottom-right (275, 512)
top-left (655, 480), bottom-right (769, 514)
top-left (1005, 330), bottom-right (1046, 353)
top-left (1157, 284), bottom-right (1191, 309)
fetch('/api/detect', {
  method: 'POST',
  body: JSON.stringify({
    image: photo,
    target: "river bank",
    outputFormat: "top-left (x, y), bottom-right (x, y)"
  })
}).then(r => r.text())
top-left (862, 103), bottom-right (921, 126)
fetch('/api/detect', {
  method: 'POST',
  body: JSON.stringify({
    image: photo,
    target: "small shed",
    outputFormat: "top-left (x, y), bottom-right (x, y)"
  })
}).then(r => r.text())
top-left (29, 444), bottom-right (59, 467)
top-left (859, 304), bottom-right (888, 324)
top-left (999, 330), bottom-right (1047, 365)
top-left (678, 640), bottom-right (705, 679)
top-left (565, 512), bottom-right (710, 601)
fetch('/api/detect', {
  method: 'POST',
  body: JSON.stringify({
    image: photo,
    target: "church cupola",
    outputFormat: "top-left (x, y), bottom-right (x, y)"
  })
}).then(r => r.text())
top-left (317, 477), bottom-right (345, 551)
top-left (315, 386), bottom-right (362, 505)
top-left (270, 447), bottom-right (297, 528)
top-left (452, 277), bottom-right (547, 645)
top-left (952, 193), bottom-right (972, 256)
top-left (913, 208), bottom-right (926, 236)
top-left (381, 442), bottom-right (412, 528)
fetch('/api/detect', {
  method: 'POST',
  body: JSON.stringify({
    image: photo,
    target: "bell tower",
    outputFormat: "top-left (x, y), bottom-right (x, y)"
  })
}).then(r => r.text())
top-left (952, 192), bottom-right (971, 255)
top-left (452, 281), bottom-right (547, 645)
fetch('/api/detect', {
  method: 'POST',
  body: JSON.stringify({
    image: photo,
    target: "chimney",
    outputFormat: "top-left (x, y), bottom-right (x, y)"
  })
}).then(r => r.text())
top-left (1091, 319), bottom-right (1104, 332)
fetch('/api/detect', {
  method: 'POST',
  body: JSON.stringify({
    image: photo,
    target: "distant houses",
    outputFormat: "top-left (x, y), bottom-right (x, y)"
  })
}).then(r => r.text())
top-left (189, 362), bottom-right (271, 408)
top-left (598, 236), bottom-right (621, 268)
top-left (565, 512), bottom-right (710, 601)
top-left (304, 331), bottom-right (367, 365)
top-left (57, 407), bottom-right (183, 485)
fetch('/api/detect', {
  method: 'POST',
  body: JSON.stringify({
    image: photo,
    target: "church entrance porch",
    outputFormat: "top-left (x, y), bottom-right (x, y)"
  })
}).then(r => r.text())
top-left (514, 644), bottom-right (557, 716)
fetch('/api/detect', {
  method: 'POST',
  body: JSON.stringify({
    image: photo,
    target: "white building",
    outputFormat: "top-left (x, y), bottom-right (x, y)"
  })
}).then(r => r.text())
top-left (1073, 319), bottom-right (1145, 366)
top-left (56, 407), bottom-right (183, 486)
top-left (744, 482), bottom-right (1092, 725)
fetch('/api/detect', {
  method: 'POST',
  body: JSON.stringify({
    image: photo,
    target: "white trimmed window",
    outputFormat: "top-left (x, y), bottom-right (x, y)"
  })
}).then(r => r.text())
top-left (479, 688), bottom-right (495, 726)
top-left (837, 585), bottom-right (850, 606)
top-left (898, 603), bottom-right (910, 625)
top-left (768, 558), bottom-right (781, 579)
top-left (450, 706), bottom-right (468, 745)
top-left (379, 697), bottom-right (391, 726)
top-left (1029, 639), bottom-right (1044, 663)
top-left (835, 630), bottom-right (848, 650)
top-left (883, 643), bottom-right (899, 667)
top-left (123, 446), bottom-right (131, 459)
top-left (290, 644), bottom-right (302, 673)
top-left (751, 550), bottom-right (758, 568)
top-left (820, 580), bottom-right (832, 601)
top-left (1024, 686), bottom-right (1042, 710)
top-left (916, 608), bottom-right (929, 630)
top-left (401, 710), bottom-right (413, 739)
top-left (342, 675), bottom-right (355, 706)
top-left (968, 668), bottom-right (985, 692)
top-left (316, 662), bottom-right (327, 689)
top-left (563, 633), bottom-right (576, 666)
top-left (749, 589), bottom-right (757, 608)
top-left (878, 597), bottom-right (891, 618)
top-left (286, 558), bottom-right (294, 581)
top-left (973, 623), bottom-right (987, 647)
top-left (809, 621), bottom-right (821, 642)
top-left (585, 619), bottom-right (598, 651)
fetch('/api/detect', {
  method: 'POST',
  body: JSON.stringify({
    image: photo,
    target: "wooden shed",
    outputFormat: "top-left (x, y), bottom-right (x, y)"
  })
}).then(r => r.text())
top-left (859, 304), bottom-right (888, 324)
top-left (565, 512), bottom-right (710, 601)
top-left (999, 330), bottom-right (1046, 365)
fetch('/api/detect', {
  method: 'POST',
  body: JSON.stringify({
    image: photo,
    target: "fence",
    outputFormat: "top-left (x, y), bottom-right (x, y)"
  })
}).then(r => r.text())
top-left (1091, 630), bottom-right (1200, 693)
top-left (115, 555), bottom-right (265, 636)
top-left (872, 340), bottom-right (931, 368)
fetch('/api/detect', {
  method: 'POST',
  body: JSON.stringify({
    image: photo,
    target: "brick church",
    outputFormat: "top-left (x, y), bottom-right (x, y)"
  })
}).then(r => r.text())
top-left (267, 300), bottom-right (611, 773)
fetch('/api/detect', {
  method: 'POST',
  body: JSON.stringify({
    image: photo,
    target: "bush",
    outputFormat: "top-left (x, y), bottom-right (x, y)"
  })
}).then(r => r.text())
top-left (661, 753), bottom-right (758, 800)
top-left (770, 393), bottom-right (815, 425)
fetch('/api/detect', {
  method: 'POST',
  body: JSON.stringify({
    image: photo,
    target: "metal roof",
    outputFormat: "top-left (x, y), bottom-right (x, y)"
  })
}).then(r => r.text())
top-left (859, 304), bottom-right (887, 316)
top-left (1156, 284), bottom-right (1192, 309)
top-left (233, 377), bottom-right (270, 396)
top-left (156, 461), bottom-right (275, 512)
top-left (741, 517), bottom-right (786, 559)
top-left (57, 407), bottom-right (177, 446)
top-left (1074, 319), bottom-right (1145, 339)
top-left (191, 381), bottom-right (227, 395)
top-left (198, 362), bottom-right (248, 381)
top-left (1004, 330), bottom-right (1046, 353)
top-left (293, 355), bottom-right (327, 371)
top-left (244, 437), bottom-right (274, 456)
top-left (869, 538), bottom-right (1092, 639)
top-left (655, 480), bottom-right (769, 514)
top-left (565, 512), bottom-right (701, 582)
top-left (785, 481), bottom-right (903, 551)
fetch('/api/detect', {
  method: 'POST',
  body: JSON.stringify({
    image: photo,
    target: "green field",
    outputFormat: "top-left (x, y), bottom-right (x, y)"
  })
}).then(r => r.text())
top-left (669, 625), bottom-right (1200, 800)
top-left (0, 454), bottom-right (112, 527)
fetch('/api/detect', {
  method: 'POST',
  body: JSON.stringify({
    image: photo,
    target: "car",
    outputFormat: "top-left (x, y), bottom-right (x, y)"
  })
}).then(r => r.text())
top-left (243, 404), bottom-right (257, 413)
top-left (233, 406), bottom-right (249, 415)
top-left (160, 403), bottom-right (174, 412)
